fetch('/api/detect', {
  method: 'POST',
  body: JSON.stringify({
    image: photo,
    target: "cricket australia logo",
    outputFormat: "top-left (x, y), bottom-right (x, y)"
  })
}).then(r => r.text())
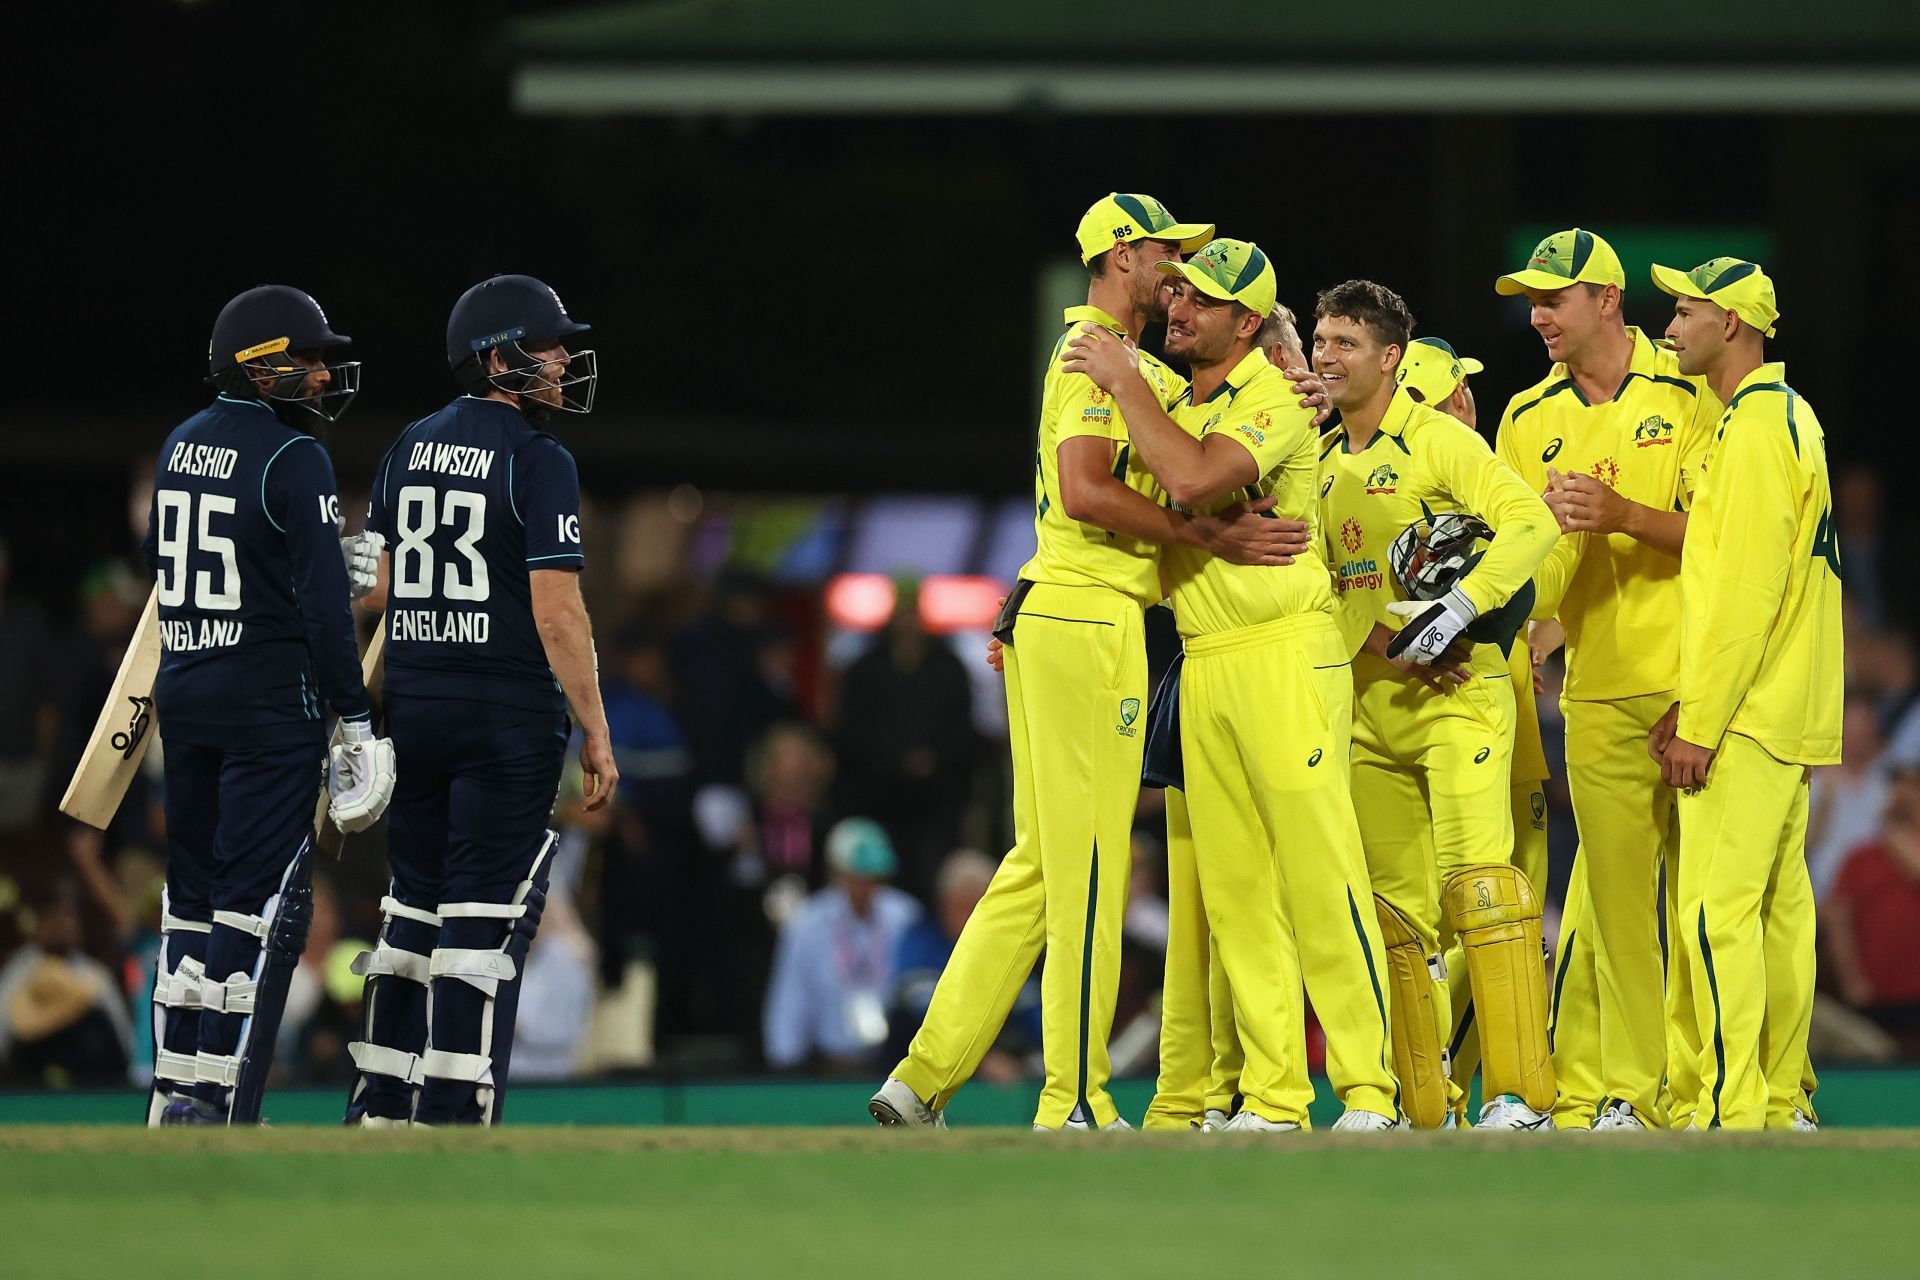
top-left (1117, 698), bottom-right (1140, 737)
top-left (112, 695), bottom-right (153, 758)
top-left (1340, 517), bottom-right (1364, 554)
top-left (1633, 415), bottom-right (1674, 448)
top-left (1365, 464), bottom-right (1399, 495)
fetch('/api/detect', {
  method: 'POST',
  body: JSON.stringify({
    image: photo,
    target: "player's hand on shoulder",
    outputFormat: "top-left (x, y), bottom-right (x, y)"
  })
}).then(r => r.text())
top-left (1280, 366), bottom-right (1332, 429)
top-left (1060, 324), bottom-right (1139, 393)
top-left (1203, 499), bottom-right (1309, 566)
top-left (341, 531), bottom-right (384, 600)
top-left (579, 732), bottom-right (620, 813)
top-left (328, 715), bottom-right (396, 833)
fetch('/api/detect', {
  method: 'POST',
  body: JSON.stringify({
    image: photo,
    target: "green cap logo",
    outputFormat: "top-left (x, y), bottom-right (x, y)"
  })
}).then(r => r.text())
top-left (1119, 698), bottom-right (1140, 727)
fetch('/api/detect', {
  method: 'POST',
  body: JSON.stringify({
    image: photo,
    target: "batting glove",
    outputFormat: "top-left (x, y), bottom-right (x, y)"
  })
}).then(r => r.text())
top-left (328, 715), bottom-right (397, 833)
top-left (341, 532), bottom-right (384, 601)
top-left (1385, 587), bottom-right (1478, 665)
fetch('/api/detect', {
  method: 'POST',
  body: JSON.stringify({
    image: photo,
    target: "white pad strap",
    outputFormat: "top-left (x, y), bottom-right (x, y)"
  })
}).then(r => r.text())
top-left (162, 911), bottom-right (213, 935)
top-left (155, 1050), bottom-right (201, 1086)
top-left (438, 901), bottom-right (526, 920)
top-left (430, 948), bottom-right (518, 994)
top-left (353, 945), bottom-right (433, 986)
top-left (212, 909), bottom-right (270, 940)
top-left (381, 896), bottom-right (442, 927)
top-left (1427, 952), bottom-right (1448, 983)
top-left (420, 1048), bottom-right (493, 1083)
top-left (200, 974), bottom-right (259, 1016)
top-left (349, 1041), bottom-right (425, 1085)
top-left (154, 955), bottom-right (206, 1009)
top-left (195, 1051), bottom-right (241, 1087)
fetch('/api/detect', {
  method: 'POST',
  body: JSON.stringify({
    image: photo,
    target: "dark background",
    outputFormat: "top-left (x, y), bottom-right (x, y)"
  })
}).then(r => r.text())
top-left (10, 1), bottom-right (1920, 621)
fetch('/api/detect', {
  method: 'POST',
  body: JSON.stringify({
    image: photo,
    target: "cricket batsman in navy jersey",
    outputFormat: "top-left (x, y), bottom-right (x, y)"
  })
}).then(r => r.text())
top-left (145, 285), bottom-right (395, 1125)
top-left (345, 274), bottom-right (618, 1127)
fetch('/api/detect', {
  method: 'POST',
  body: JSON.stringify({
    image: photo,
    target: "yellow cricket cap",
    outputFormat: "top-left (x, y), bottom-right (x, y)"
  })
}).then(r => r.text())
top-left (1074, 193), bottom-right (1213, 265)
top-left (1396, 337), bottom-right (1483, 404)
top-left (1495, 228), bottom-right (1627, 296)
top-left (1650, 257), bottom-right (1779, 338)
top-left (1155, 238), bottom-right (1277, 318)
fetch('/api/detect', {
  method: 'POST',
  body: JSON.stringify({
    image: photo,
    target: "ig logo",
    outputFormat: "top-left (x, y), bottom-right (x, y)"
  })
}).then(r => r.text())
top-left (558, 514), bottom-right (582, 544)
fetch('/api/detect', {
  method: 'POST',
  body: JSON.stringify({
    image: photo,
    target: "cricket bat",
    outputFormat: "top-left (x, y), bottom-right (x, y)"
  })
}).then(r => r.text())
top-left (314, 617), bottom-right (388, 859)
top-left (59, 588), bottom-right (163, 830)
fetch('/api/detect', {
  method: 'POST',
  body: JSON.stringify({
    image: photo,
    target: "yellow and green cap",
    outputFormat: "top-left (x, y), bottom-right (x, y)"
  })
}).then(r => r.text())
top-left (1495, 228), bottom-right (1626, 296)
top-left (1396, 337), bottom-right (1484, 404)
top-left (1155, 238), bottom-right (1277, 317)
top-left (1074, 192), bottom-right (1213, 265)
top-left (1650, 257), bottom-right (1779, 338)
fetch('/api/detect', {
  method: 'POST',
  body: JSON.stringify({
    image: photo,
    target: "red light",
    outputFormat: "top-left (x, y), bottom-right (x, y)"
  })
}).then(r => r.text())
top-left (824, 574), bottom-right (896, 630)
top-left (919, 576), bottom-right (1006, 634)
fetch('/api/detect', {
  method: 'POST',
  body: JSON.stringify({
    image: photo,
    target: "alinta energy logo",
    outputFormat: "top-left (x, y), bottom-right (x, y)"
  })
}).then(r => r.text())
top-left (1633, 415), bottom-right (1674, 448)
top-left (1340, 517), bottom-right (1365, 554)
top-left (1365, 464), bottom-right (1399, 495)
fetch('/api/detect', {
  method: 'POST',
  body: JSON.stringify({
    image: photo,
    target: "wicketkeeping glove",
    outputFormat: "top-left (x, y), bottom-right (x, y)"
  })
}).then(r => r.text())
top-left (341, 532), bottom-right (384, 601)
top-left (1385, 587), bottom-right (1478, 665)
top-left (327, 715), bottom-right (396, 833)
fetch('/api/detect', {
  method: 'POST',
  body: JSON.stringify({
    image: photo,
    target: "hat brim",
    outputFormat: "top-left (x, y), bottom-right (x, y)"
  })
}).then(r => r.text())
top-left (1148, 222), bottom-right (1215, 254)
top-left (1495, 269), bottom-right (1585, 297)
top-left (1156, 258), bottom-right (1239, 303)
top-left (1649, 263), bottom-right (1705, 302)
top-left (1460, 356), bottom-right (1484, 376)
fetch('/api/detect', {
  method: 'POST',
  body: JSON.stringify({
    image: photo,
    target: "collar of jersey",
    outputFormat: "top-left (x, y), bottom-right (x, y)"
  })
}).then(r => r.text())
top-left (1727, 361), bottom-right (1791, 409)
top-left (1334, 385), bottom-right (1415, 452)
top-left (1063, 304), bottom-right (1130, 339)
top-left (215, 393), bottom-right (275, 415)
top-left (1544, 327), bottom-right (1664, 407)
top-left (1193, 347), bottom-right (1271, 405)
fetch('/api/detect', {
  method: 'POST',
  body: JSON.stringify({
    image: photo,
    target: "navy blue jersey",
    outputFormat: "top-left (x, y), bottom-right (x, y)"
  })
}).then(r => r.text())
top-left (367, 396), bottom-right (584, 714)
top-left (143, 395), bottom-right (368, 746)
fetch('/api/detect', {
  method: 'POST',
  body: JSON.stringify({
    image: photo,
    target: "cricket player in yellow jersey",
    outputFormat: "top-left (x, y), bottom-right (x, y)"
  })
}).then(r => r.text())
top-left (1067, 241), bottom-right (1399, 1132)
top-left (1144, 303), bottom-right (1317, 1131)
top-left (1395, 337), bottom-right (1569, 1118)
top-left (1493, 228), bottom-right (1722, 1129)
top-left (871, 195), bottom-right (1313, 1131)
top-left (1651, 260), bottom-right (1839, 1129)
top-left (1314, 285), bottom-right (1559, 1129)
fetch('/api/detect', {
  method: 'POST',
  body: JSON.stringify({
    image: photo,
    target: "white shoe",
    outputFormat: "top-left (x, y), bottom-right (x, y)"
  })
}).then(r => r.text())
top-left (1199, 1108), bottom-right (1230, 1133)
top-left (869, 1078), bottom-right (946, 1129)
top-left (1330, 1109), bottom-right (1397, 1132)
top-left (1476, 1095), bottom-right (1552, 1130)
top-left (1220, 1110), bottom-right (1300, 1133)
top-left (1059, 1108), bottom-right (1133, 1132)
top-left (1591, 1101), bottom-right (1648, 1131)
top-left (1791, 1109), bottom-right (1818, 1132)
top-left (356, 1115), bottom-right (411, 1130)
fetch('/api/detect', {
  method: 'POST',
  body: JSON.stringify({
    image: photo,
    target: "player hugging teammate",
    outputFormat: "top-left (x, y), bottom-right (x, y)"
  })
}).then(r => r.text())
top-left (870, 208), bottom-right (1839, 1133)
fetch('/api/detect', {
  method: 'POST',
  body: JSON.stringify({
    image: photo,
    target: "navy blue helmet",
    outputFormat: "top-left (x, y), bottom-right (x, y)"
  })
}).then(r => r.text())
top-left (446, 274), bottom-right (596, 418)
top-left (207, 285), bottom-right (360, 422)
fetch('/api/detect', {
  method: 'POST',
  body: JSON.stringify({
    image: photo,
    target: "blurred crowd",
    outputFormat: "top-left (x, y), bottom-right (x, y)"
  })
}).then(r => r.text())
top-left (1, 459), bottom-right (1917, 1094)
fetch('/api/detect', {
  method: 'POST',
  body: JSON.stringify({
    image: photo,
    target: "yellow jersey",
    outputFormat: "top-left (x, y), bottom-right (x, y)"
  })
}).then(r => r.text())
top-left (1161, 348), bottom-right (1329, 637)
top-left (1494, 328), bottom-right (1721, 702)
top-left (1320, 388), bottom-right (1558, 680)
top-left (1018, 305), bottom-right (1185, 608)
top-left (1677, 363), bottom-right (1842, 765)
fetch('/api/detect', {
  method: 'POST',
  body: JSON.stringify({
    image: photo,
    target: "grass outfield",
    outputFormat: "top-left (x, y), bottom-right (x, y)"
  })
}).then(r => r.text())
top-left (5, 1129), bottom-right (1919, 1278)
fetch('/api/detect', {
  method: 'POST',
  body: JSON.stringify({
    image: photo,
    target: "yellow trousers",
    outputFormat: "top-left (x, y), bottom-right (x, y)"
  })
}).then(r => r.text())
top-left (1143, 788), bottom-right (1276, 1129)
top-left (1151, 615), bottom-right (1397, 1125)
top-left (1547, 857), bottom-right (1606, 1128)
top-left (1674, 731), bottom-right (1819, 1129)
top-left (1350, 659), bottom-right (1515, 1118)
top-left (1561, 692), bottom-right (1698, 1127)
top-left (892, 582), bottom-right (1144, 1128)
